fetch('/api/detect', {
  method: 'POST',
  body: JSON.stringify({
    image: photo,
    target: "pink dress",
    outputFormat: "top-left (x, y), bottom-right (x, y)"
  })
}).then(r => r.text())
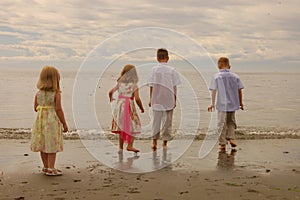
top-left (111, 82), bottom-right (141, 142)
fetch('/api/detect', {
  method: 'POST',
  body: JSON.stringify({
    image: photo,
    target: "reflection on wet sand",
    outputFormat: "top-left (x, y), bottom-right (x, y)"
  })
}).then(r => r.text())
top-left (217, 149), bottom-right (237, 170)
top-left (115, 152), bottom-right (140, 171)
top-left (113, 148), bottom-right (173, 172)
top-left (152, 149), bottom-right (172, 170)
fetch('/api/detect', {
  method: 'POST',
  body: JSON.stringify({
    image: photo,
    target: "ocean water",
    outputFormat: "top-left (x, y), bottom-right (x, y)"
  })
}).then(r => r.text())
top-left (0, 68), bottom-right (299, 133)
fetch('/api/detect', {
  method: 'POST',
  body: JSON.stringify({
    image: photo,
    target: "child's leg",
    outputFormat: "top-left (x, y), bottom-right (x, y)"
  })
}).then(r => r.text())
top-left (40, 152), bottom-right (48, 168)
top-left (217, 111), bottom-right (227, 148)
top-left (161, 110), bottom-right (173, 148)
top-left (152, 110), bottom-right (162, 150)
top-left (47, 153), bottom-right (56, 169)
top-left (46, 153), bottom-right (62, 175)
top-left (119, 135), bottom-right (124, 150)
top-left (152, 139), bottom-right (158, 150)
top-left (227, 112), bottom-right (237, 147)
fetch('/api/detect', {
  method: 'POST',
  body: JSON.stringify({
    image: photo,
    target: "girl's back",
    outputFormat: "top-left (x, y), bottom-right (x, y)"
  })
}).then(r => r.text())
top-left (118, 82), bottom-right (135, 97)
top-left (37, 90), bottom-right (56, 107)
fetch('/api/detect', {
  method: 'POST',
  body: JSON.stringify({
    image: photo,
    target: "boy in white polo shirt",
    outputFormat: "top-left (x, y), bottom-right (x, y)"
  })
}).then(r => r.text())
top-left (208, 57), bottom-right (244, 151)
top-left (148, 48), bottom-right (181, 151)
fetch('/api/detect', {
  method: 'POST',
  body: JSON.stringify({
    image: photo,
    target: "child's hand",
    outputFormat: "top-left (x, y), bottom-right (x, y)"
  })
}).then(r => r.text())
top-left (140, 107), bottom-right (145, 113)
top-left (208, 105), bottom-right (215, 112)
top-left (109, 97), bottom-right (115, 102)
top-left (240, 103), bottom-right (244, 110)
top-left (63, 124), bottom-right (68, 132)
top-left (148, 100), bottom-right (151, 107)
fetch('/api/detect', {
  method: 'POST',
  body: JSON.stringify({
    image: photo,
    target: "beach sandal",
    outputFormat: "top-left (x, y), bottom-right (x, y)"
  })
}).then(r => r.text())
top-left (42, 167), bottom-right (48, 174)
top-left (45, 168), bottom-right (63, 176)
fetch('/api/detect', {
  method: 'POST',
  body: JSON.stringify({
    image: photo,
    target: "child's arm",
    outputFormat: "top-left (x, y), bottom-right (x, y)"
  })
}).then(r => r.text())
top-left (208, 90), bottom-right (217, 112)
top-left (134, 85), bottom-right (144, 113)
top-left (148, 86), bottom-right (153, 107)
top-left (109, 85), bottom-right (118, 102)
top-left (173, 86), bottom-right (177, 108)
top-left (34, 93), bottom-right (38, 112)
top-left (55, 92), bottom-right (68, 132)
top-left (238, 89), bottom-right (244, 110)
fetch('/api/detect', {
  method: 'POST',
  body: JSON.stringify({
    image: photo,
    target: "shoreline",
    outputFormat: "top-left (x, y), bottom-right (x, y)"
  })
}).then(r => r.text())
top-left (1, 127), bottom-right (300, 140)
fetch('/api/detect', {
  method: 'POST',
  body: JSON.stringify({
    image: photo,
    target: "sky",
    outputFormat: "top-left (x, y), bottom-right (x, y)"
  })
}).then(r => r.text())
top-left (0, 0), bottom-right (299, 72)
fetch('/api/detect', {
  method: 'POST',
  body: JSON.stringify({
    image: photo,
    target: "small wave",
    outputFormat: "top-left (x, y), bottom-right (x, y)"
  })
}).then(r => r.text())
top-left (0, 127), bottom-right (299, 140)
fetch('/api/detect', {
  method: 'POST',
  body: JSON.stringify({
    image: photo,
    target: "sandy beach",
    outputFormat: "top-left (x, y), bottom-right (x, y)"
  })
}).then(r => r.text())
top-left (0, 67), bottom-right (299, 200)
top-left (0, 139), bottom-right (299, 200)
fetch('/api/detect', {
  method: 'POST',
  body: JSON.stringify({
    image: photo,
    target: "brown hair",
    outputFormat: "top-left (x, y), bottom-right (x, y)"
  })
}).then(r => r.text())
top-left (117, 64), bottom-right (138, 84)
top-left (157, 48), bottom-right (169, 60)
top-left (37, 66), bottom-right (61, 92)
top-left (218, 57), bottom-right (231, 68)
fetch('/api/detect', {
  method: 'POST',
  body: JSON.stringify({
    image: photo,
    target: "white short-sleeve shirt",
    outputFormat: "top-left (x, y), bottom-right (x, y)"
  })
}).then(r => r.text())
top-left (148, 62), bottom-right (181, 111)
top-left (209, 69), bottom-right (244, 112)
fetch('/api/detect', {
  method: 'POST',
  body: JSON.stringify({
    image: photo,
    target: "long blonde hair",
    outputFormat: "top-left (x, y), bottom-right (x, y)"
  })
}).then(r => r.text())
top-left (117, 64), bottom-right (138, 84)
top-left (37, 66), bottom-right (61, 92)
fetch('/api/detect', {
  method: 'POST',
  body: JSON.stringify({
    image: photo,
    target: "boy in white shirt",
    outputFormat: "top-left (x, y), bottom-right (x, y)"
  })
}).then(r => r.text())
top-left (148, 49), bottom-right (181, 151)
top-left (208, 57), bottom-right (244, 151)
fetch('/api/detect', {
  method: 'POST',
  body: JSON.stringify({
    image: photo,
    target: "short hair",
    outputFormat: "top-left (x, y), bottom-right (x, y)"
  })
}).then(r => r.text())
top-left (218, 57), bottom-right (231, 68)
top-left (157, 48), bottom-right (169, 60)
top-left (37, 66), bottom-right (61, 92)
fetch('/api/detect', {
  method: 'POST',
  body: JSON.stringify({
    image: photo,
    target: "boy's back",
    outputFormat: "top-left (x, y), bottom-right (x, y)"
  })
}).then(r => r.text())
top-left (149, 62), bottom-right (181, 111)
top-left (210, 69), bottom-right (244, 112)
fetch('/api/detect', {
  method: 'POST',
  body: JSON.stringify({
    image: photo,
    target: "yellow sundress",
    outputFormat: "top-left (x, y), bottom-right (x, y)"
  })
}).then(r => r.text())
top-left (30, 90), bottom-right (63, 153)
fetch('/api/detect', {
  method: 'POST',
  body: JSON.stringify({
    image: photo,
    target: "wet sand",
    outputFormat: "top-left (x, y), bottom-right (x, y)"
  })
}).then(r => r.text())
top-left (0, 139), bottom-right (300, 200)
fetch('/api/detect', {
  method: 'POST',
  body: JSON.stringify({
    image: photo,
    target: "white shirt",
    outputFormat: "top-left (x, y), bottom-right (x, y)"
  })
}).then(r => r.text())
top-left (209, 69), bottom-right (244, 112)
top-left (148, 63), bottom-right (181, 111)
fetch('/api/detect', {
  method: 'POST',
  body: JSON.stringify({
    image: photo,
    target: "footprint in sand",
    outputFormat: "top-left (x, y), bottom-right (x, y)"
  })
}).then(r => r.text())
top-left (179, 191), bottom-right (189, 195)
top-left (127, 187), bottom-right (140, 194)
top-left (247, 189), bottom-right (259, 193)
top-left (14, 197), bottom-right (25, 200)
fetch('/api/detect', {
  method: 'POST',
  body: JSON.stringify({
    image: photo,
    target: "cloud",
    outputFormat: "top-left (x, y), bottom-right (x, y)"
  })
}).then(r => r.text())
top-left (0, 0), bottom-right (299, 69)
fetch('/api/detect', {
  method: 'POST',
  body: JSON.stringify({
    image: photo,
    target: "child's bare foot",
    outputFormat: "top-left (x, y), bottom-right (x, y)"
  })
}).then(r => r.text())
top-left (229, 139), bottom-right (237, 148)
top-left (219, 145), bottom-right (226, 151)
top-left (162, 141), bottom-right (168, 149)
top-left (152, 139), bottom-right (157, 151)
top-left (127, 146), bottom-right (140, 153)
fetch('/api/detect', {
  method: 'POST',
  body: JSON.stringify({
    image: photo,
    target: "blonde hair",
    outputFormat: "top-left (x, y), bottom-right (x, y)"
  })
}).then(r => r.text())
top-left (218, 57), bottom-right (231, 68)
top-left (37, 66), bottom-right (61, 92)
top-left (117, 64), bottom-right (138, 84)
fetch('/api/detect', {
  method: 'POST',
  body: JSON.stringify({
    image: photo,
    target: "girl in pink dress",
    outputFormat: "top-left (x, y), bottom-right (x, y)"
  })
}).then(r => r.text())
top-left (109, 64), bottom-right (144, 153)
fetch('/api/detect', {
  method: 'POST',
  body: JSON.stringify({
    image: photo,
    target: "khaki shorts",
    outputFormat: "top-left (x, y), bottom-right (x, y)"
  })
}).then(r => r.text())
top-left (152, 110), bottom-right (173, 141)
top-left (217, 111), bottom-right (237, 145)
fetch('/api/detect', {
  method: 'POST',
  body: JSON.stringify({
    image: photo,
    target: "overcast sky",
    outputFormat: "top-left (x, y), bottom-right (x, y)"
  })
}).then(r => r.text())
top-left (0, 0), bottom-right (299, 71)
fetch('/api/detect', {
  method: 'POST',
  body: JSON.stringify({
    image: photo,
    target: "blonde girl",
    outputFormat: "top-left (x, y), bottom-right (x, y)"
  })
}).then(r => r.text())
top-left (31, 66), bottom-right (68, 176)
top-left (109, 64), bottom-right (144, 153)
